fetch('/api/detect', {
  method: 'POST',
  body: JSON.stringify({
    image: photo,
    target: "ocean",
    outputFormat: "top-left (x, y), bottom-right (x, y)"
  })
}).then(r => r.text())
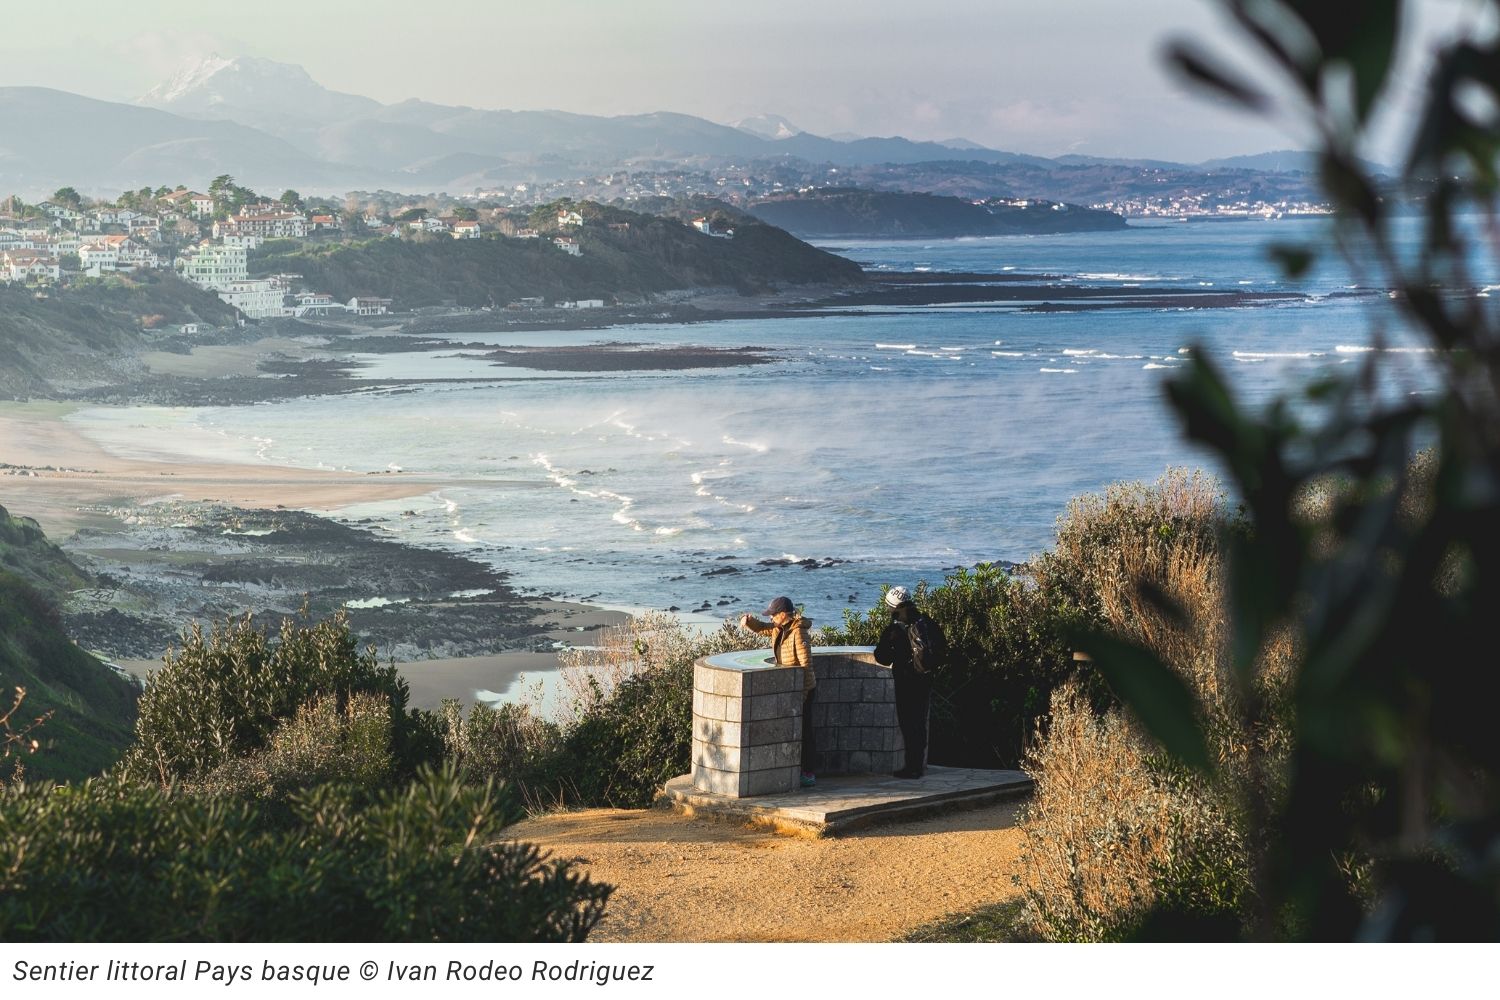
top-left (70, 218), bottom-right (1442, 626)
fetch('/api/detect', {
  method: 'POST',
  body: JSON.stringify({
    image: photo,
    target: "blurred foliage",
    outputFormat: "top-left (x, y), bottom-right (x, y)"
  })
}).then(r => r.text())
top-left (0, 766), bottom-right (609, 942)
top-left (1075, 0), bottom-right (1500, 939)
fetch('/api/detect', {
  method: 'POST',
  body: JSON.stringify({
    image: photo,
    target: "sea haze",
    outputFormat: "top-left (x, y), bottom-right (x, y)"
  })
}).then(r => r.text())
top-left (67, 220), bottom-right (1441, 625)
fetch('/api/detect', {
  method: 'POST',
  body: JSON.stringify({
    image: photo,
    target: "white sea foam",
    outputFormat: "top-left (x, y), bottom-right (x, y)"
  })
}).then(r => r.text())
top-left (1143, 363), bottom-right (1170, 370)
top-left (1061, 348), bottom-right (1097, 356)
top-left (722, 435), bottom-right (769, 453)
top-left (535, 453), bottom-right (645, 531)
top-left (691, 469), bottom-right (755, 513)
top-left (448, 588), bottom-right (494, 599)
top-left (1040, 367), bottom-right (1079, 374)
top-left (344, 597), bottom-right (409, 609)
top-left (991, 351), bottom-right (1025, 357)
top-left (875, 343), bottom-right (917, 350)
top-left (1335, 345), bottom-right (1376, 354)
top-left (1078, 272), bottom-right (1161, 281)
top-left (1232, 350), bottom-right (1326, 359)
top-left (453, 529), bottom-right (479, 544)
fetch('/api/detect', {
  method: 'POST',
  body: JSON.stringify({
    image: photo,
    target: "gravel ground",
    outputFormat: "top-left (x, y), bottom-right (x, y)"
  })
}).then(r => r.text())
top-left (508, 800), bottom-right (1026, 942)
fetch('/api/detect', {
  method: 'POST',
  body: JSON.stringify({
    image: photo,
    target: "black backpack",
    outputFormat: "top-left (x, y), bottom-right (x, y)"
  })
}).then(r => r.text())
top-left (907, 616), bottom-right (946, 674)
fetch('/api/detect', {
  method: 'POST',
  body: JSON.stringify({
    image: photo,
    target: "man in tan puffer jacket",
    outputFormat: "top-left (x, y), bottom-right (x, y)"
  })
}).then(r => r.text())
top-left (740, 596), bottom-right (817, 786)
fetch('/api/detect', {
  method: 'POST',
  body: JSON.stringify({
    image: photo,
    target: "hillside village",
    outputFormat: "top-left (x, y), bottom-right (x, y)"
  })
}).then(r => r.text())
top-left (0, 181), bottom-right (738, 322)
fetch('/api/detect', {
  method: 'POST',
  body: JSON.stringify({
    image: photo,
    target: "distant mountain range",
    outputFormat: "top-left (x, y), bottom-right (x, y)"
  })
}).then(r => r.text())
top-left (0, 55), bottom-right (1377, 198)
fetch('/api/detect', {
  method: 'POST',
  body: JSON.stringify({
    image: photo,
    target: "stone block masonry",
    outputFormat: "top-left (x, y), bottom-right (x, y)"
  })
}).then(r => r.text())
top-left (690, 647), bottom-right (904, 797)
top-left (691, 656), bottom-right (802, 797)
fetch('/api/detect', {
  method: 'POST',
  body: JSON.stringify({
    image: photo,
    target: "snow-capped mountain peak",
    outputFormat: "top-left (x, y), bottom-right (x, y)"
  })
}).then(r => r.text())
top-left (138, 55), bottom-right (380, 125)
top-left (731, 114), bottom-right (804, 140)
top-left (140, 54), bottom-right (237, 106)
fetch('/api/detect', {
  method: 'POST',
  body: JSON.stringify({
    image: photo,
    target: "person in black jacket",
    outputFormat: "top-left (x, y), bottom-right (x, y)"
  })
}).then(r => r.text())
top-left (873, 585), bottom-right (944, 778)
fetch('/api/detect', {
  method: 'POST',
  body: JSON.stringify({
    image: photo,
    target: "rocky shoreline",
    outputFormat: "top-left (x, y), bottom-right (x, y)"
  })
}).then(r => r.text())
top-left (60, 501), bottom-right (566, 662)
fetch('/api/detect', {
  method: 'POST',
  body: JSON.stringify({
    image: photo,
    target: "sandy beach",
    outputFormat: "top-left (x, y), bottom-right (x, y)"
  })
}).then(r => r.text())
top-left (1, 397), bottom-right (629, 704)
top-left (0, 397), bottom-right (505, 539)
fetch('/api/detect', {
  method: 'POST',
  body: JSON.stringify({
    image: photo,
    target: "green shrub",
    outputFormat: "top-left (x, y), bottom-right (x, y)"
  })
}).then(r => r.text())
top-left (827, 564), bottom-right (1079, 767)
top-left (190, 693), bottom-right (395, 802)
top-left (118, 611), bottom-right (439, 788)
top-left (555, 658), bottom-right (696, 808)
top-left (440, 699), bottom-right (563, 809)
top-left (0, 766), bottom-right (610, 942)
top-left (445, 614), bottom-right (764, 809)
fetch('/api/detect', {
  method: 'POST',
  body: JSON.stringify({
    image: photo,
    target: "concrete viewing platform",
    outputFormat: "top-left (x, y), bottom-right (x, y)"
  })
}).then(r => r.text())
top-left (658, 765), bottom-right (1034, 837)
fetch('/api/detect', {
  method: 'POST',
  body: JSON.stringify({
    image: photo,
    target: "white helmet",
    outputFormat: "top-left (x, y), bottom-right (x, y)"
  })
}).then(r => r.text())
top-left (884, 585), bottom-right (912, 608)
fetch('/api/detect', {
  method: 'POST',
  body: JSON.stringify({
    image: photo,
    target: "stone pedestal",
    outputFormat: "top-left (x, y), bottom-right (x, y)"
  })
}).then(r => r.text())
top-left (692, 652), bottom-right (804, 797)
top-left (692, 646), bottom-right (901, 797)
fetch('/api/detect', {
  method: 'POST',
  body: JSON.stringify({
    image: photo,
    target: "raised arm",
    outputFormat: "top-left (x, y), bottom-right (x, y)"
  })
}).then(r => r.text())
top-left (741, 614), bottom-right (772, 635)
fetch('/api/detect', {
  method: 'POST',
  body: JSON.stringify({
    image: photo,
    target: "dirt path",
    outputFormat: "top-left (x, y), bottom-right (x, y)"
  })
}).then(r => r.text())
top-left (509, 801), bottom-right (1026, 942)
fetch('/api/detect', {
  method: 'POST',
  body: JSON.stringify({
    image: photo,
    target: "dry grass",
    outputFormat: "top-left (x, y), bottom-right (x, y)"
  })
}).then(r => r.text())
top-left (553, 611), bottom-right (766, 727)
top-left (1015, 469), bottom-right (1286, 940)
top-left (0, 687), bottom-right (50, 787)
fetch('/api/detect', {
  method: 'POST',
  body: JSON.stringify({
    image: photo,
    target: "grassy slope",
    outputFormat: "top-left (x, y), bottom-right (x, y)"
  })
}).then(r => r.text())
top-left (249, 201), bottom-right (864, 308)
top-left (0, 271), bottom-right (237, 397)
top-left (0, 504), bottom-right (137, 781)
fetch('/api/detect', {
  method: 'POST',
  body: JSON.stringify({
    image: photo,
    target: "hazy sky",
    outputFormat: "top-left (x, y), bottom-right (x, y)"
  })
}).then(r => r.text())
top-left (0, 0), bottom-right (1486, 162)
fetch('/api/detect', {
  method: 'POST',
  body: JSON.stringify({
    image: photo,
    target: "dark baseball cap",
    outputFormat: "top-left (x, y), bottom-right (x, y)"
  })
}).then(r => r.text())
top-left (763, 596), bottom-right (794, 616)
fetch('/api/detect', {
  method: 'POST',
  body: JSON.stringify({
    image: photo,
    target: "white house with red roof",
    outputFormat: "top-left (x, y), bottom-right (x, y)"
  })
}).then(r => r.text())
top-left (2, 250), bottom-right (60, 283)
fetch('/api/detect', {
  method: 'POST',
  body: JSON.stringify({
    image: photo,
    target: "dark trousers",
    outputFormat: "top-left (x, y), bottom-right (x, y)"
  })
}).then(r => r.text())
top-left (894, 670), bottom-right (931, 773)
top-left (801, 688), bottom-right (817, 774)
